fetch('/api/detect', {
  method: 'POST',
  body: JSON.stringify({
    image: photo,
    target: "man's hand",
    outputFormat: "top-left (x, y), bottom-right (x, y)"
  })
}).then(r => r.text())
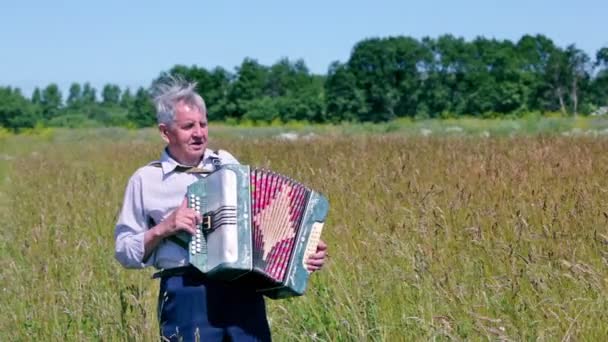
top-left (158, 198), bottom-right (201, 237)
top-left (306, 239), bottom-right (328, 272)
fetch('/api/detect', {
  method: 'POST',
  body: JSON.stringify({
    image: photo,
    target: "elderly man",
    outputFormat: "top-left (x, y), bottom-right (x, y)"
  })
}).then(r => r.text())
top-left (114, 78), bottom-right (327, 341)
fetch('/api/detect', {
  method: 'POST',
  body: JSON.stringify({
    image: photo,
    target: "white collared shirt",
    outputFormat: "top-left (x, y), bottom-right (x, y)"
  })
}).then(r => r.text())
top-left (114, 148), bottom-right (239, 269)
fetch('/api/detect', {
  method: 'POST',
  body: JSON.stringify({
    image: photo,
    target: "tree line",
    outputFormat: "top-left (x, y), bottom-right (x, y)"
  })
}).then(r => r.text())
top-left (1, 34), bottom-right (607, 130)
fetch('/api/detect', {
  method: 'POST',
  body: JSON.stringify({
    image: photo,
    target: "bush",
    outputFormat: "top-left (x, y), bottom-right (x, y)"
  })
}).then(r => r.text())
top-left (47, 114), bottom-right (102, 129)
top-left (19, 122), bottom-right (55, 141)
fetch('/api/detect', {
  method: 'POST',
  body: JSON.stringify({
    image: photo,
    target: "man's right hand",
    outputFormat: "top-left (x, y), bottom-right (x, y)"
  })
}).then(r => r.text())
top-left (158, 198), bottom-right (201, 237)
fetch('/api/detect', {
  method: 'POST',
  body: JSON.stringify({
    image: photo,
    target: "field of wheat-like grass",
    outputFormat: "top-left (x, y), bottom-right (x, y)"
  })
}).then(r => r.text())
top-left (1, 132), bottom-right (608, 341)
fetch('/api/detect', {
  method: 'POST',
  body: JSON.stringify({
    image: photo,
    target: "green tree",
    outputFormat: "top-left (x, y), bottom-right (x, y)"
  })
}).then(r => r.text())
top-left (120, 88), bottom-right (134, 109)
top-left (325, 61), bottom-right (368, 122)
top-left (30, 87), bottom-right (43, 120)
top-left (31, 87), bottom-right (42, 105)
top-left (543, 45), bottom-right (582, 115)
top-left (265, 58), bottom-right (311, 97)
top-left (81, 83), bottom-right (97, 106)
top-left (102, 84), bottom-right (121, 105)
top-left (422, 35), bottom-right (471, 116)
top-left (205, 67), bottom-right (232, 120)
top-left (263, 58), bottom-right (326, 122)
top-left (242, 96), bottom-right (279, 122)
top-left (226, 58), bottom-right (268, 119)
top-left (66, 83), bottom-right (82, 109)
top-left (590, 47), bottom-right (608, 107)
top-left (516, 34), bottom-right (559, 112)
top-left (461, 37), bottom-right (528, 115)
top-left (41, 84), bottom-right (62, 121)
top-left (0, 87), bottom-right (38, 130)
top-left (596, 47), bottom-right (608, 70)
top-left (127, 87), bottom-right (155, 127)
top-left (347, 37), bottom-right (427, 121)
top-left (564, 45), bottom-right (591, 115)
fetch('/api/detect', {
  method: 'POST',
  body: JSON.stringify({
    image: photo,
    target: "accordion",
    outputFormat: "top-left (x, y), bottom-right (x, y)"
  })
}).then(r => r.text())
top-left (174, 164), bottom-right (329, 299)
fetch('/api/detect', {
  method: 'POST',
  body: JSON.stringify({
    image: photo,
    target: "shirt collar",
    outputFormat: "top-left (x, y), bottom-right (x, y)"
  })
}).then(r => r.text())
top-left (159, 148), bottom-right (217, 175)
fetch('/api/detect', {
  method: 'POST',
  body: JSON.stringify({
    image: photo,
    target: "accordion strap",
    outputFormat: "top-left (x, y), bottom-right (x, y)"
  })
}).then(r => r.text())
top-left (152, 265), bottom-right (203, 279)
top-left (166, 235), bottom-right (189, 250)
top-left (147, 150), bottom-right (223, 174)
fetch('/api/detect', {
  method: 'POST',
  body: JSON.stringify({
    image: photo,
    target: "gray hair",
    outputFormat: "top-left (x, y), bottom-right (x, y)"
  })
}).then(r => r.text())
top-left (151, 75), bottom-right (207, 125)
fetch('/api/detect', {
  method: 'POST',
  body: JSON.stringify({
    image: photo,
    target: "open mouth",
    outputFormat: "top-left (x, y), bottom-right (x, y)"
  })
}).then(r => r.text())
top-left (190, 141), bottom-right (204, 149)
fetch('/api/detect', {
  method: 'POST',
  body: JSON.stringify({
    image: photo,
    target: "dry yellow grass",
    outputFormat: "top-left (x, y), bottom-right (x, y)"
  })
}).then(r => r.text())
top-left (2, 133), bottom-right (608, 341)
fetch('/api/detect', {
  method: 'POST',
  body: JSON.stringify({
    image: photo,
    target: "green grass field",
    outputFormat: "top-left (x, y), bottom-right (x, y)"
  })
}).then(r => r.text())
top-left (2, 124), bottom-right (608, 341)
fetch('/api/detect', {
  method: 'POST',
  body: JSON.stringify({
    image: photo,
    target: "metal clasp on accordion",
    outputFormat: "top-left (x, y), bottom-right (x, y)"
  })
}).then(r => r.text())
top-left (201, 214), bottom-right (213, 233)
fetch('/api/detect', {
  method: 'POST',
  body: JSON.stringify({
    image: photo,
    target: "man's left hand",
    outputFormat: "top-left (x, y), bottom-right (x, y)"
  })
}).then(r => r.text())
top-left (306, 239), bottom-right (328, 272)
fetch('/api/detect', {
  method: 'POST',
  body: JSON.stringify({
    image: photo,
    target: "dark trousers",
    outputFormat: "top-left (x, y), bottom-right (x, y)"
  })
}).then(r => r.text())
top-left (157, 268), bottom-right (271, 342)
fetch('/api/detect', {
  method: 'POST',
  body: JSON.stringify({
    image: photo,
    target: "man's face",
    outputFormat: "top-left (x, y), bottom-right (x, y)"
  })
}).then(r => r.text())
top-left (159, 100), bottom-right (208, 165)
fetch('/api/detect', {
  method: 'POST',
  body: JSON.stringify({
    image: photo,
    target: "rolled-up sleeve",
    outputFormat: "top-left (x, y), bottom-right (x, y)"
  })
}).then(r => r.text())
top-left (114, 174), bottom-right (151, 269)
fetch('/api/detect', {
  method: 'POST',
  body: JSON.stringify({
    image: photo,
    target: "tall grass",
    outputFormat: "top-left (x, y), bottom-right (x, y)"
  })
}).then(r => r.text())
top-left (2, 131), bottom-right (608, 340)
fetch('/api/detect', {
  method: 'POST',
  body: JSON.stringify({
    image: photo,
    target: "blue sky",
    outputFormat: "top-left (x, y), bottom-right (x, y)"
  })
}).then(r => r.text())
top-left (1, 0), bottom-right (606, 97)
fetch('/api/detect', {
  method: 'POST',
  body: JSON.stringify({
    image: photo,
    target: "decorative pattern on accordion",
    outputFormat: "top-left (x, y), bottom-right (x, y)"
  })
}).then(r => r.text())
top-left (251, 169), bottom-right (310, 282)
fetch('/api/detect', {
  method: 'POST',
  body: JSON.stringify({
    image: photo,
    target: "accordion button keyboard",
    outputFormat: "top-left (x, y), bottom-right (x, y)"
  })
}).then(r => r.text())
top-left (188, 193), bottom-right (204, 256)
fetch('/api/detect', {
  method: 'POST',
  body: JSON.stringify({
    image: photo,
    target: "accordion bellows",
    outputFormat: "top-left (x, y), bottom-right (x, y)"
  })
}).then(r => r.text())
top-left (179, 164), bottom-right (329, 299)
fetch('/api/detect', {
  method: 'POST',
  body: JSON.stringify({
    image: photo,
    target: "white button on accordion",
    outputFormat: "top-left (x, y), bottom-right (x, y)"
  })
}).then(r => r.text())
top-left (174, 164), bottom-right (329, 299)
